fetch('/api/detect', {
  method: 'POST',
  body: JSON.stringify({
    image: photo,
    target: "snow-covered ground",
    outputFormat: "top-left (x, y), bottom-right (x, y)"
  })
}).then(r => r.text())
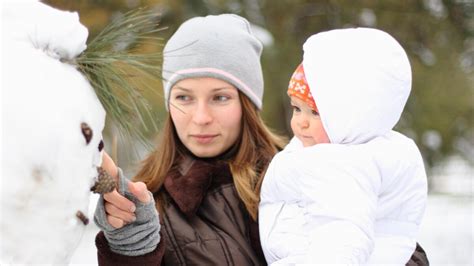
top-left (69, 193), bottom-right (473, 265)
top-left (417, 156), bottom-right (473, 266)
top-left (418, 194), bottom-right (473, 265)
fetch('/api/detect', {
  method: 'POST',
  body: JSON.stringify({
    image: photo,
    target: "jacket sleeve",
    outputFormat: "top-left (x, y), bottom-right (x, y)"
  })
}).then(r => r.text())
top-left (293, 145), bottom-right (380, 264)
top-left (96, 230), bottom-right (165, 266)
top-left (406, 242), bottom-right (429, 266)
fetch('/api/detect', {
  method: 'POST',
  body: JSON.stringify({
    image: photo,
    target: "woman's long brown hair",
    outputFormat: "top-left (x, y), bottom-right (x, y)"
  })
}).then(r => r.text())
top-left (133, 92), bottom-right (287, 220)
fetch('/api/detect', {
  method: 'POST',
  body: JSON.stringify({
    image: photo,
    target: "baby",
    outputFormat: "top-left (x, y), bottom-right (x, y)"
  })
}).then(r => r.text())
top-left (259, 28), bottom-right (428, 265)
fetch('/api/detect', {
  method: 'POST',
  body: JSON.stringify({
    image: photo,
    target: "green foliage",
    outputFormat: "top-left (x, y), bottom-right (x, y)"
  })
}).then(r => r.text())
top-left (75, 8), bottom-right (165, 146)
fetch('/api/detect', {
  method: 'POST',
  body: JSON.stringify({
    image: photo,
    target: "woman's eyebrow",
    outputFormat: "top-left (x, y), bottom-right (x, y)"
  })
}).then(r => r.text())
top-left (173, 86), bottom-right (191, 92)
top-left (172, 86), bottom-right (235, 93)
top-left (173, 86), bottom-right (233, 90)
top-left (212, 87), bottom-right (235, 92)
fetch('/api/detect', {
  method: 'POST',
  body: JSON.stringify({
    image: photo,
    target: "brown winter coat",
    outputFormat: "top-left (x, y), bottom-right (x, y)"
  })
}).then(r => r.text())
top-left (96, 158), bottom-right (265, 265)
top-left (95, 158), bottom-right (429, 265)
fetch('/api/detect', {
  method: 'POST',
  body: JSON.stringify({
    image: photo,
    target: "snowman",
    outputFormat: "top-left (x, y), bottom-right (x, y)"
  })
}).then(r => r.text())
top-left (1, 0), bottom-right (153, 264)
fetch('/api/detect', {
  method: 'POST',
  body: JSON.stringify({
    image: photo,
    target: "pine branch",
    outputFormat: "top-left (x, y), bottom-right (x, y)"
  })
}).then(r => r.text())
top-left (75, 8), bottom-right (165, 147)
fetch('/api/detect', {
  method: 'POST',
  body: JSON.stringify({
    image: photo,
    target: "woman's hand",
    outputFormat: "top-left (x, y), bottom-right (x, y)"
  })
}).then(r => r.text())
top-left (101, 152), bottom-right (151, 229)
top-left (101, 151), bottom-right (119, 180)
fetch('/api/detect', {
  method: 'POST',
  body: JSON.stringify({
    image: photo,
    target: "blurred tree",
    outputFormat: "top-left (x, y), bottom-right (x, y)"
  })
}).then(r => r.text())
top-left (44, 0), bottom-right (473, 170)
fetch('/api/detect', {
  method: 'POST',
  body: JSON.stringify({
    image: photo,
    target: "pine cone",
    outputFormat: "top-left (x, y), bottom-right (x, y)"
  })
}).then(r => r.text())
top-left (91, 167), bottom-right (117, 194)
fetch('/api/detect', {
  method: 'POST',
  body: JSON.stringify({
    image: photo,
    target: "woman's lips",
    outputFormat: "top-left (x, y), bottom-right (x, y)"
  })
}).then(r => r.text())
top-left (191, 134), bottom-right (218, 144)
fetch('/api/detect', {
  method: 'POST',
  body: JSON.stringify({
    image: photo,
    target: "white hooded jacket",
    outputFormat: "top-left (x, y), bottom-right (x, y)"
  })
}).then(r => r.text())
top-left (259, 28), bottom-right (427, 265)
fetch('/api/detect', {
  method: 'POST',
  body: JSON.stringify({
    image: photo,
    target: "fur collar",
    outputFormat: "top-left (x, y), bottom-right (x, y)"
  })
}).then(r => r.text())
top-left (163, 157), bottom-right (231, 217)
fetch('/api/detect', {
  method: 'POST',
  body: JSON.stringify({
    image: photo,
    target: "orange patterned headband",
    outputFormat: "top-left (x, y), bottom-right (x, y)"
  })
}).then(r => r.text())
top-left (287, 63), bottom-right (317, 111)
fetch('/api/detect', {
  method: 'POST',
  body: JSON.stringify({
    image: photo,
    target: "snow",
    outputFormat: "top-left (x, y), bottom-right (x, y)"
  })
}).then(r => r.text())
top-left (69, 194), bottom-right (100, 265)
top-left (2, 1), bottom-right (105, 264)
top-left (418, 194), bottom-right (473, 265)
top-left (429, 156), bottom-right (473, 196)
top-left (3, 0), bottom-right (88, 60)
top-left (418, 157), bottom-right (473, 265)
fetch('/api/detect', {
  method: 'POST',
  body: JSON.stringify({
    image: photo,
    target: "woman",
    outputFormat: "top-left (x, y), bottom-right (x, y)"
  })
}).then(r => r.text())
top-left (94, 14), bottom-right (429, 265)
top-left (95, 14), bottom-right (285, 265)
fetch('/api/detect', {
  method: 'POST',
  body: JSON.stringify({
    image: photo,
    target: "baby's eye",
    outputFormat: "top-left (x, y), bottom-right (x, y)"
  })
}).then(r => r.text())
top-left (214, 95), bottom-right (230, 102)
top-left (292, 105), bottom-right (301, 112)
top-left (311, 110), bottom-right (320, 116)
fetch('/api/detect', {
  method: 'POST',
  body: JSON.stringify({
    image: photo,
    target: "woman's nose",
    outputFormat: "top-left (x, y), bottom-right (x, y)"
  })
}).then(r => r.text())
top-left (192, 102), bottom-right (213, 125)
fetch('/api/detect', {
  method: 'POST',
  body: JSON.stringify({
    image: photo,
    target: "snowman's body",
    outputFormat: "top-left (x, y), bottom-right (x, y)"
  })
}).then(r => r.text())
top-left (2, 0), bottom-right (105, 264)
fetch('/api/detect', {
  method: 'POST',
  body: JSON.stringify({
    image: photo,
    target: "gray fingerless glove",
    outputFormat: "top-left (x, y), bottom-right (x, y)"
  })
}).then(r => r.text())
top-left (94, 168), bottom-right (161, 256)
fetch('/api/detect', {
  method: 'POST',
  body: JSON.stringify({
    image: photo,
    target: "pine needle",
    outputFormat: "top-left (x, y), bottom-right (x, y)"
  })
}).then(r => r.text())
top-left (75, 8), bottom-right (165, 147)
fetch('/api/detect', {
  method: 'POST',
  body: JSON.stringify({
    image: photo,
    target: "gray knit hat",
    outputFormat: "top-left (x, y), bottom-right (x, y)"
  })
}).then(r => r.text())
top-left (162, 14), bottom-right (264, 109)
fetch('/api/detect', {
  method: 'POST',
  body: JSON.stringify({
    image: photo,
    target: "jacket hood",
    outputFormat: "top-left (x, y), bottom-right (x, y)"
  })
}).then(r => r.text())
top-left (302, 27), bottom-right (411, 144)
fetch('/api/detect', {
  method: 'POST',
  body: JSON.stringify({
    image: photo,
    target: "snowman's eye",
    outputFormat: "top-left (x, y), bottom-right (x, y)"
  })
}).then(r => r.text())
top-left (98, 140), bottom-right (104, 151)
top-left (81, 122), bottom-right (93, 144)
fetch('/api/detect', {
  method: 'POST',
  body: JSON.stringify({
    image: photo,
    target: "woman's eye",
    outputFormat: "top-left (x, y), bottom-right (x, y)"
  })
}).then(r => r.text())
top-left (175, 95), bottom-right (191, 101)
top-left (311, 110), bottom-right (320, 116)
top-left (214, 95), bottom-right (230, 102)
